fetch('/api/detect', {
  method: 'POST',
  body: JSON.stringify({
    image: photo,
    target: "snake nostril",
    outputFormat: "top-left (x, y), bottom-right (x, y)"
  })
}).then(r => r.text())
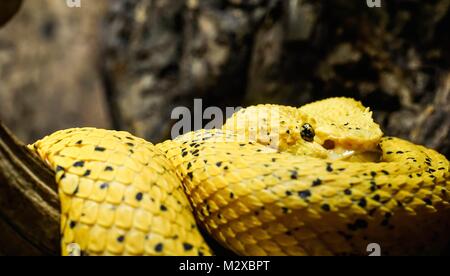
top-left (323, 140), bottom-right (336, 150)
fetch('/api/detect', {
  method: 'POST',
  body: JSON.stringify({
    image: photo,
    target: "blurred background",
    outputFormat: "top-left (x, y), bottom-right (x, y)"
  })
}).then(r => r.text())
top-left (0, 0), bottom-right (449, 157)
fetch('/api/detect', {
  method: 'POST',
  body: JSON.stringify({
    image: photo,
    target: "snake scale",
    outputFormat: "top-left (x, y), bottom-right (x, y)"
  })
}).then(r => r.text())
top-left (28, 98), bottom-right (450, 256)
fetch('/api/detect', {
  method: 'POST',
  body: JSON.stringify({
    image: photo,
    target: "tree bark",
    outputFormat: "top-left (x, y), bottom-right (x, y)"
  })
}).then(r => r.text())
top-left (0, 122), bottom-right (59, 256)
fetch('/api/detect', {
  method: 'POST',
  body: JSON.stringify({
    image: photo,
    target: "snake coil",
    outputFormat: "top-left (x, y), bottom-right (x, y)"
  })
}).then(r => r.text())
top-left (29, 98), bottom-right (450, 256)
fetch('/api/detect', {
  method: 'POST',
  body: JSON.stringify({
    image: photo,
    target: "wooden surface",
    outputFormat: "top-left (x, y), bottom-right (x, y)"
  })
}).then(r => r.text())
top-left (0, 123), bottom-right (59, 256)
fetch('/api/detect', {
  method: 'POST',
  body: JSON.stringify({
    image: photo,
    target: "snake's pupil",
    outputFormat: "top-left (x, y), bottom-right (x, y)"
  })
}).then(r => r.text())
top-left (301, 124), bottom-right (315, 142)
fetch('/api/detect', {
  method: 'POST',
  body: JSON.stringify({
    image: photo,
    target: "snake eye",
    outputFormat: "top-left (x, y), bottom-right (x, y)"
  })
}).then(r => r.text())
top-left (301, 123), bottom-right (315, 142)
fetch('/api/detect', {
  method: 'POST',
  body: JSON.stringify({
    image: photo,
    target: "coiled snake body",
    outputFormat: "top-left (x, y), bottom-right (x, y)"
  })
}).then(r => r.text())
top-left (29, 98), bottom-right (450, 256)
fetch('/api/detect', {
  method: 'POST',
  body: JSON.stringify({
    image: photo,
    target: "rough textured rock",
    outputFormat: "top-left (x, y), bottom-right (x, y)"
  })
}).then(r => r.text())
top-left (0, 0), bottom-right (111, 144)
top-left (103, 0), bottom-right (277, 141)
top-left (104, 0), bottom-right (450, 158)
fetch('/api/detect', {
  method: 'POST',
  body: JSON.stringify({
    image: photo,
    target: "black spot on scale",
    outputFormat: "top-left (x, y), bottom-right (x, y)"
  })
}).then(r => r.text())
top-left (135, 193), bottom-right (143, 201)
top-left (95, 146), bottom-right (106, 152)
top-left (229, 192), bottom-right (235, 199)
top-left (73, 161), bottom-right (85, 168)
top-left (372, 195), bottom-right (381, 202)
top-left (75, 140), bottom-right (83, 145)
top-left (83, 170), bottom-right (91, 177)
top-left (291, 171), bottom-right (298, 180)
top-left (56, 166), bottom-right (65, 173)
top-left (358, 198), bottom-right (367, 208)
top-left (381, 170), bottom-right (390, 175)
top-left (187, 172), bottom-right (193, 180)
top-left (424, 198), bottom-right (432, 206)
top-left (105, 166), bottom-right (114, 172)
top-left (182, 151), bottom-right (188, 157)
top-left (370, 181), bottom-right (378, 192)
top-left (160, 205), bottom-right (168, 211)
top-left (344, 189), bottom-right (352, 196)
top-left (183, 243), bottom-right (194, 251)
top-left (100, 183), bottom-right (109, 189)
top-left (155, 243), bottom-right (164, 253)
top-left (326, 163), bottom-right (333, 172)
top-left (312, 178), bottom-right (322, 187)
top-left (370, 171), bottom-right (377, 177)
top-left (298, 190), bottom-right (312, 199)
top-left (117, 236), bottom-right (125, 243)
top-left (321, 204), bottom-right (331, 212)
top-left (69, 221), bottom-right (77, 229)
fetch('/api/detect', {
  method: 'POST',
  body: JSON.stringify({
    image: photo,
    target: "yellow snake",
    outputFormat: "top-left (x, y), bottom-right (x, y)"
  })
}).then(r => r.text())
top-left (28, 98), bottom-right (450, 256)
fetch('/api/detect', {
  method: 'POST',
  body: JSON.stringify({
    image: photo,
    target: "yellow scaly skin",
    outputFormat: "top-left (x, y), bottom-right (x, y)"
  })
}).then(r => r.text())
top-left (29, 98), bottom-right (450, 256)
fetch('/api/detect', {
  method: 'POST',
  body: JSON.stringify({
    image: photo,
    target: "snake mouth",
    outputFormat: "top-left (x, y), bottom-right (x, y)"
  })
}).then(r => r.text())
top-left (321, 139), bottom-right (382, 162)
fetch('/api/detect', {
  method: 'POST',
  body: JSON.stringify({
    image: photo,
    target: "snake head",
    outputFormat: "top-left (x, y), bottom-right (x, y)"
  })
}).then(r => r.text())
top-left (223, 98), bottom-right (384, 161)
top-left (222, 104), bottom-right (329, 158)
top-left (298, 97), bottom-right (384, 160)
